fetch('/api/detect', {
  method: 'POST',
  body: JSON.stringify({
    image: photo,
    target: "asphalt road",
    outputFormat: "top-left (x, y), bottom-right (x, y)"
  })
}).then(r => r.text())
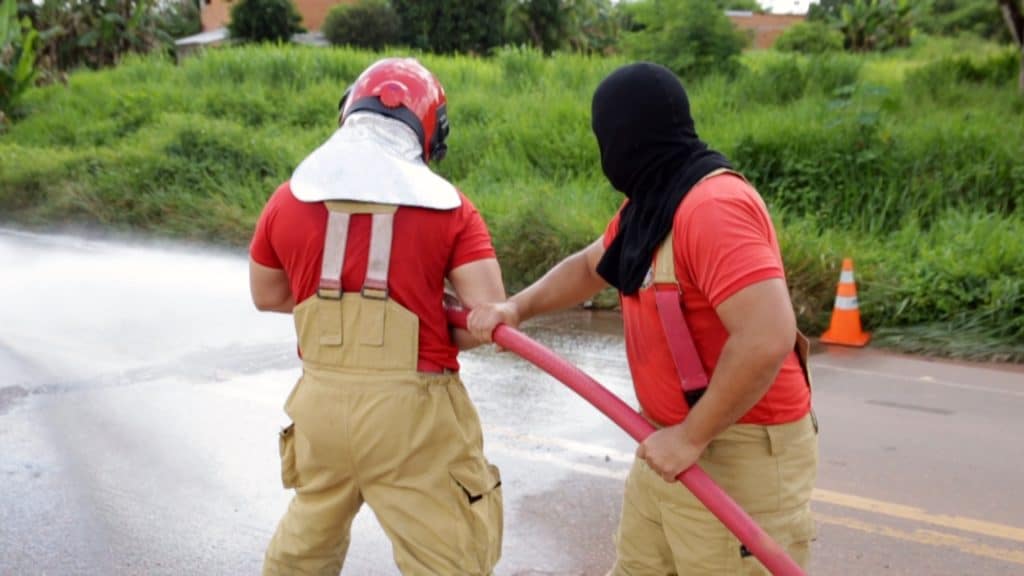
top-left (2, 228), bottom-right (1022, 575)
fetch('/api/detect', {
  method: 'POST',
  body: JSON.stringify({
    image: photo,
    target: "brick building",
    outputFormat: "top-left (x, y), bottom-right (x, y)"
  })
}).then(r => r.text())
top-left (727, 11), bottom-right (806, 50)
top-left (200, 0), bottom-right (353, 31)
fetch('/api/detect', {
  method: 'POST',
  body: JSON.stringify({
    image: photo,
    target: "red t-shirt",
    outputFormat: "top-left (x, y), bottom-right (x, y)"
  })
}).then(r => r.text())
top-left (250, 182), bottom-right (496, 372)
top-left (604, 173), bottom-right (810, 426)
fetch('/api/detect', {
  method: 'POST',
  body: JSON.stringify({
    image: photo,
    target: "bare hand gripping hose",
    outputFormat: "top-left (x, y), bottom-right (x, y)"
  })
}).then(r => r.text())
top-left (447, 309), bottom-right (804, 576)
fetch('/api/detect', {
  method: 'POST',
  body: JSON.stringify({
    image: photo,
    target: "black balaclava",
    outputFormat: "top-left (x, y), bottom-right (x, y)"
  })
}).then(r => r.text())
top-left (593, 62), bottom-right (732, 295)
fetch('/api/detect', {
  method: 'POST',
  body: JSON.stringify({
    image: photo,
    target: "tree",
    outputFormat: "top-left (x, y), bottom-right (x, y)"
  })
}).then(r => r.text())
top-left (775, 20), bottom-right (844, 53)
top-left (31, 0), bottom-right (170, 71)
top-left (392, 0), bottom-right (507, 54)
top-left (832, 0), bottom-right (913, 51)
top-left (719, 0), bottom-right (762, 10)
top-left (918, 0), bottom-right (1008, 41)
top-left (1, 0), bottom-right (39, 121)
top-left (997, 0), bottom-right (1024, 92)
top-left (322, 0), bottom-right (400, 50)
top-left (228, 0), bottom-right (303, 43)
top-left (808, 0), bottom-right (851, 21)
top-left (506, 0), bottom-right (563, 53)
top-left (505, 0), bottom-right (620, 54)
top-left (622, 0), bottom-right (747, 80)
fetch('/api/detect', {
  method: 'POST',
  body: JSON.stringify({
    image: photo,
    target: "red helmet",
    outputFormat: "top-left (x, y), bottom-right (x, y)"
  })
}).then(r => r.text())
top-left (338, 58), bottom-right (449, 163)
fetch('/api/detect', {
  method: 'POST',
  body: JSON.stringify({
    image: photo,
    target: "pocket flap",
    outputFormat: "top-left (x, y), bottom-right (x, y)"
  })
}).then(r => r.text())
top-left (449, 458), bottom-right (501, 501)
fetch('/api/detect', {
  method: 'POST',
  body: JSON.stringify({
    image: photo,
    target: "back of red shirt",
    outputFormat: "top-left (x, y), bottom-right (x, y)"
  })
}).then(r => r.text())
top-left (250, 182), bottom-right (496, 372)
top-left (605, 173), bottom-right (810, 426)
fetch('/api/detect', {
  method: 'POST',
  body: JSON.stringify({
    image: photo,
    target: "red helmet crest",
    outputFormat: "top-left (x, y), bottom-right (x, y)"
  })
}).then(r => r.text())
top-left (339, 58), bottom-right (449, 163)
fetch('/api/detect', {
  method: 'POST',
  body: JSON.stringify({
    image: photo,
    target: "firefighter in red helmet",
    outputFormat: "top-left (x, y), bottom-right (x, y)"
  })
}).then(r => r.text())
top-left (250, 58), bottom-right (506, 575)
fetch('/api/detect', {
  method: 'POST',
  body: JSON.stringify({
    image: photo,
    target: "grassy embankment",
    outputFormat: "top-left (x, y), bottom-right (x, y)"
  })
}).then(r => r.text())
top-left (1, 40), bottom-right (1021, 360)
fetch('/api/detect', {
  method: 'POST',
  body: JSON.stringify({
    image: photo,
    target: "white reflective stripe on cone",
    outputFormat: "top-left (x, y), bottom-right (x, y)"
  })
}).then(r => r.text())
top-left (834, 295), bottom-right (859, 310)
top-left (840, 270), bottom-right (855, 283)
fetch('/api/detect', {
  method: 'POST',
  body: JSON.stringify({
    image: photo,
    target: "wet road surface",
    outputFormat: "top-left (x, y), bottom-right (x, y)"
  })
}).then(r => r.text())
top-left (1, 228), bottom-right (1023, 575)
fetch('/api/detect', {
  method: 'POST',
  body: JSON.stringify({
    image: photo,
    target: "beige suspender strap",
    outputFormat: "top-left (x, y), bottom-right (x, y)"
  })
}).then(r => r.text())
top-left (653, 234), bottom-right (676, 285)
top-left (324, 201), bottom-right (398, 214)
top-left (651, 167), bottom-right (742, 286)
top-left (702, 167), bottom-right (744, 184)
top-left (319, 201), bottom-right (398, 301)
top-left (318, 211), bottom-right (351, 300)
top-left (316, 201), bottom-right (398, 349)
top-left (362, 212), bottom-right (395, 300)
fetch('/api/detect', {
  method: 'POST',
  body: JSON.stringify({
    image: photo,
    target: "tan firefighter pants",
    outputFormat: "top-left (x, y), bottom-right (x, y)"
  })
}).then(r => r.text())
top-left (263, 369), bottom-right (502, 576)
top-left (610, 413), bottom-right (818, 575)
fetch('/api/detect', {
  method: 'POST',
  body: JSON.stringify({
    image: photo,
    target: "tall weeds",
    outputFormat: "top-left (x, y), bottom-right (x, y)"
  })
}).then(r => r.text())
top-left (1, 43), bottom-right (1021, 359)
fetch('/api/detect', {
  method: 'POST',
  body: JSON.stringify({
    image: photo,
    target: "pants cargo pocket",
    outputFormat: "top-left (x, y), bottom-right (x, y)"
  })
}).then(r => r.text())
top-left (450, 458), bottom-right (503, 575)
top-left (735, 505), bottom-right (816, 575)
top-left (279, 423), bottom-right (299, 489)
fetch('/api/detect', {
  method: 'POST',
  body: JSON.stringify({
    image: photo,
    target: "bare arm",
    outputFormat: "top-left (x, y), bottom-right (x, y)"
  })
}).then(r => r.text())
top-left (448, 258), bottom-right (506, 350)
top-left (249, 259), bottom-right (295, 314)
top-left (639, 278), bottom-right (798, 481)
top-left (682, 278), bottom-right (796, 441)
top-left (468, 237), bottom-right (608, 341)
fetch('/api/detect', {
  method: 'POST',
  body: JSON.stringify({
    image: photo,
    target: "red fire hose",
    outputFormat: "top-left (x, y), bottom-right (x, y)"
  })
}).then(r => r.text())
top-left (447, 309), bottom-right (804, 576)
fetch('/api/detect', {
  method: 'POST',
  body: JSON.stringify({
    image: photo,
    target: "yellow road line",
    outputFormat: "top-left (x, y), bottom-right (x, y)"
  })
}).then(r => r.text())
top-left (816, 513), bottom-right (1024, 566)
top-left (208, 384), bottom-right (1024, 549)
top-left (814, 489), bottom-right (1024, 544)
top-left (488, 429), bottom-right (1024, 545)
top-left (491, 441), bottom-right (1024, 565)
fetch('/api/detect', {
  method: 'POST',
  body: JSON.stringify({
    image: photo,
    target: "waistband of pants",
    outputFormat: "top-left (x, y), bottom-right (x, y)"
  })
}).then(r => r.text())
top-left (640, 410), bottom-right (816, 454)
top-left (418, 359), bottom-right (455, 374)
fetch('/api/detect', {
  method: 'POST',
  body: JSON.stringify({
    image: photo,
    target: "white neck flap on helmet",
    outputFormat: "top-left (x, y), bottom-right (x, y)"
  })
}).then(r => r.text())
top-left (290, 113), bottom-right (461, 210)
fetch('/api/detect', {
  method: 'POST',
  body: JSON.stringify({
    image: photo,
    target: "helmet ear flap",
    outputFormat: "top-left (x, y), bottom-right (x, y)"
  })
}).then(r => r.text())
top-left (429, 103), bottom-right (449, 163)
top-left (337, 86), bottom-right (353, 121)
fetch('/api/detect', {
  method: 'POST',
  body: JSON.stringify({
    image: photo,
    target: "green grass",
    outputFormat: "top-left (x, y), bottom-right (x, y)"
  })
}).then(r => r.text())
top-left (1, 41), bottom-right (1022, 361)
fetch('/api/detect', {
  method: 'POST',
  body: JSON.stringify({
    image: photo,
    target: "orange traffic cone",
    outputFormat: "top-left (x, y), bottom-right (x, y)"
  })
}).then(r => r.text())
top-left (820, 258), bottom-right (870, 347)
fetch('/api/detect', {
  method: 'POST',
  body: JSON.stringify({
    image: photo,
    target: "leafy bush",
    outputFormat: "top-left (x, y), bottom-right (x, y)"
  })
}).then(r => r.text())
top-left (505, 0), bottom-right (622, 55)
top-left (733, 99), bottom-right (1024, 233)
top-left (621, 0), bottom-right (746, 80)
top-left (905, 48), bottom-right (1021, 100)
top-left (155, 0), bottom-right (202, 40)
top-left (778, 211), bottom-right (1024, 361)
top-left (805, 53), bottom-right (862, 94)
top-left (30, 0), bottom-right (170, 72)
top-left (735, 56), bottom-right (806, 106)
top-left (775, 21), bottom-right (844, 54)
top-left (505, 0), bottom-right (569, 55)
top-left (732, 53), bottom-right (862, 105)
top-left (1, 0), bottom-right (38, 121)
top-left (837, 0), bottom-right (913, 52)
top-left (917, 0), bottom-right (1009, 42)
top-left (808, 0), bottom-right (848, 22)
top-left (322, 0), bottom-right (400, 50)
top-left (228, 0), bottom-right (304, 43)
top-left (569, 0), bottom-right (623, 54)
top-left (391, 0), bottom-right (506, 54)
